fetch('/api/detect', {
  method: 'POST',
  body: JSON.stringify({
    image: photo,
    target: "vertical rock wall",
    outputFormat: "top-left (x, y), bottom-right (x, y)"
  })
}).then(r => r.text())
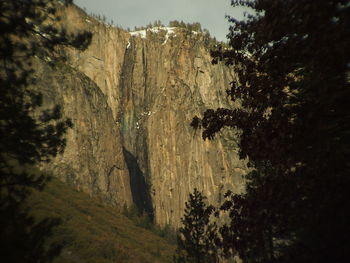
top-left (36, 61), bottom-right (133, 207)
top-left (119, 33), bottom-right (247, 226)
top-left (46, 4), bottom-right (247, 226)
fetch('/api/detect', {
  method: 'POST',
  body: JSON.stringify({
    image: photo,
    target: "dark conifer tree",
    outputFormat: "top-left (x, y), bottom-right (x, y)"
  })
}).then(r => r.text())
top-left (192, 0), bottom-right (350, 262)
top-left (0, 1), bottom-right (92, 262)
top-left (174, 189), bottom-right (219, 263)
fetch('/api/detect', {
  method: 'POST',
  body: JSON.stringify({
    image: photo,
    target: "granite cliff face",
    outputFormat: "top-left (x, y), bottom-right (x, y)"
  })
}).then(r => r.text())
top-left (36, 61), bottom-right (133, 208)
top-left (41, 4), bottom-right (247, 227)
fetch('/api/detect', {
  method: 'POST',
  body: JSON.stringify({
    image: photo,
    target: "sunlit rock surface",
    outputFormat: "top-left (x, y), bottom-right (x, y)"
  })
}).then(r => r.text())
top-left (40, 4), bottom-right (248, 226)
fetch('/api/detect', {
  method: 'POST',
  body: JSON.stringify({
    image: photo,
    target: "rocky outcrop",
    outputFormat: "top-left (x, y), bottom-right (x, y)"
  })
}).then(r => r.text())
top-left (43, 4), bottom-right (247, 227)
top-left (36, 61), bottom-right (132, 207)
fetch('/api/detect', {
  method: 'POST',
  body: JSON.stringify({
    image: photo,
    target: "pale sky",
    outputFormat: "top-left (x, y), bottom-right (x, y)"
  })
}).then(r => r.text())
top-left (74, 0), bottom-right (248, 42)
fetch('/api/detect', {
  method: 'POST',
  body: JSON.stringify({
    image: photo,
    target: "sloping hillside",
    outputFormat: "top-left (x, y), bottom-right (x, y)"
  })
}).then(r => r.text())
top-left (26, 178), bottom-right (176, 263)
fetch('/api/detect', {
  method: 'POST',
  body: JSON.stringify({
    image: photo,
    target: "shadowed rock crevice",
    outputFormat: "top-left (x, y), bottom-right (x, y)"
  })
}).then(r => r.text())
top-left (122, 147), bottom-right (154, 220)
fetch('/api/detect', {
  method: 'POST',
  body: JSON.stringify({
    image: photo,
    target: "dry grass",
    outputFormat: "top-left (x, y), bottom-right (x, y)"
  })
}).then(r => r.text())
top-left (26, 177), bottom-right (176, 263)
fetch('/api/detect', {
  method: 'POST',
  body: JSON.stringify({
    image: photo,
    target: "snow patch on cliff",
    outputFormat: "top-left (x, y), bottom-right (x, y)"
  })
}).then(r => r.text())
top-left (129, 27), bottom-right (177, 43)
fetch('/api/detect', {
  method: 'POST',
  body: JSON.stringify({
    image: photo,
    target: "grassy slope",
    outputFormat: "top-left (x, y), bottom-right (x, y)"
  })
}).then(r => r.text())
top-left (26, 178), bottom-right (176, 263)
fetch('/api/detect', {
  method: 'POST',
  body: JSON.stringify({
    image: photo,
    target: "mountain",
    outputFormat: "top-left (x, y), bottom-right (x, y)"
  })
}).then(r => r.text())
top-left (37, 2), bottom-right (248, 227)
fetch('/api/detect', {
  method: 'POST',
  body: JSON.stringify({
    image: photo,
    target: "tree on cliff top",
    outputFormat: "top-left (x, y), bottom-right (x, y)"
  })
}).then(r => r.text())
top-left (174, 189), bottom-right (219, 263)
top-left (0, 0), bottom-right (91, 261)
top-left (192, 0), bottom-right (350, 262)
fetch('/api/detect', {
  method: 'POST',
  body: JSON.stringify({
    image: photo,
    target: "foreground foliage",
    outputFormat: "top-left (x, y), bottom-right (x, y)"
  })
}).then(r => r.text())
top-left (0, 0), bottom-right (91, 261)
top-left (174, 189), bottom-right (219, 263)
top-left (192, 0), bottom-right (350, 262)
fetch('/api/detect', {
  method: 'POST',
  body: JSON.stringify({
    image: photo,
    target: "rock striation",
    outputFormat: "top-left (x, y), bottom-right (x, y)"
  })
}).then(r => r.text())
top-left (40, 4), bottom-right (248, 227)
